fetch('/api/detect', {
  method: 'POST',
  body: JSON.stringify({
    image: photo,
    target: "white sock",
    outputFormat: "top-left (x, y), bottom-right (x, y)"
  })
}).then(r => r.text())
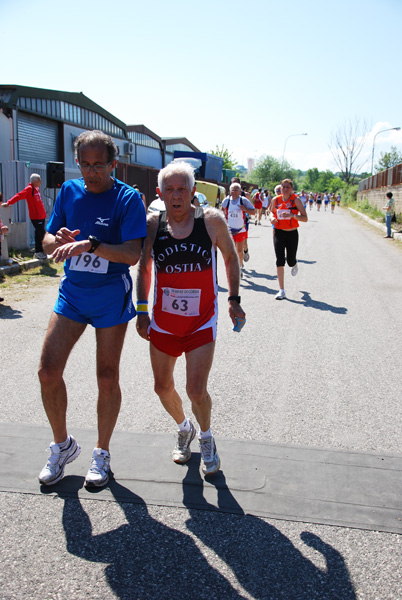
top-left (198, 428), bottom-right (212, 440)
top-left (178, 417), bottom-right (191, 433)
top-left (58, 436), bottom-right (70, 448)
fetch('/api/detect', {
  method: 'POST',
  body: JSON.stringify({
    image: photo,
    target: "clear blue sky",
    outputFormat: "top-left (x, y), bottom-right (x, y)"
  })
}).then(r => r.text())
top-left (2, 0), bottom-right (401, 172)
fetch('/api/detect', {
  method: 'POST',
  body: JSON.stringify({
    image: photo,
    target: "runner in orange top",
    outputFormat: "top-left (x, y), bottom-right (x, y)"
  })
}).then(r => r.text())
top-left (269, 179), bottom-right (308, 299)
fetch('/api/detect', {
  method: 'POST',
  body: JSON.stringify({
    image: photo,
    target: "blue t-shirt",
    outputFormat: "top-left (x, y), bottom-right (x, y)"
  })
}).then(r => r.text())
top-left (47, 177), bottom-right (147, 285)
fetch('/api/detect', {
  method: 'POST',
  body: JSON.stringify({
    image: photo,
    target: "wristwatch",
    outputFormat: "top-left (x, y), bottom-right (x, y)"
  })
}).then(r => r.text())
top-left (228, 295), bottom-right (241, 304)
top-left (88, 235), bottom-right (101, 253)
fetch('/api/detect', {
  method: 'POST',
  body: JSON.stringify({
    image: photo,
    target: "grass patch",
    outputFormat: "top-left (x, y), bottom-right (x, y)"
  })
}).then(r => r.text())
top-left (8, 247), bottom-right (36, 261)
top-left (353, 197), bottom-right (385, 222)
top-left (341, 186), bottom-right (402, 227)
top-left (0, 260), bottom-right (64, 292)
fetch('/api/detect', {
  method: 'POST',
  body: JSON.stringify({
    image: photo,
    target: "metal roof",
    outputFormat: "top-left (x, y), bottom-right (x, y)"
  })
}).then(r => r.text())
top-left (0, 84), bottom-right (127, 133)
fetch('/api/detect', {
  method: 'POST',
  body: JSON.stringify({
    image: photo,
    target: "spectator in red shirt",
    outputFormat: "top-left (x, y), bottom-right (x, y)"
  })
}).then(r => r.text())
top-left (1, 174), bottom-right (47, 259)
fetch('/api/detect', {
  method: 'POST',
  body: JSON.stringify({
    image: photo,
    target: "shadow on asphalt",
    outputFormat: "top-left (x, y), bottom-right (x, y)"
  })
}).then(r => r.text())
top-left (57, 459), bottom-right (356, 599)
top-left (0, 304), bottom-right (23, 319)
top-left (286, 291), bottom-right (348, 314)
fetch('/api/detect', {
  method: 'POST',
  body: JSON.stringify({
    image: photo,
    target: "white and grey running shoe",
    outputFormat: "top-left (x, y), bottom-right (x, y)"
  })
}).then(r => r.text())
top-left (172, 421), bottom-right (196, 464)
top-left (291, 262), bottom-right (298, 276)
top-left (243, 249), bottom-right (250, 262)
top-left (85, 448), bottom-right (111, 488)
top-left (199, 436), bottom-right (220, 476)
top-left (38, 435), bottom-right (81, 485)
top-left (275, 290), bottom-right (286, 300)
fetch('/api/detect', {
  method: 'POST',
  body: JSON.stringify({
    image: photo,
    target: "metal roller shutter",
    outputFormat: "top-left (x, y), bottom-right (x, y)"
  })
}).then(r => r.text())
top-left (18, 112), bottom-right (59, 163)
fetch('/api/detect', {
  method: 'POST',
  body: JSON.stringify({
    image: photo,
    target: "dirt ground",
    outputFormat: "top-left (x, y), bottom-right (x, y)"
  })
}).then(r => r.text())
top-left (0, 261), bottom-right (63, 304)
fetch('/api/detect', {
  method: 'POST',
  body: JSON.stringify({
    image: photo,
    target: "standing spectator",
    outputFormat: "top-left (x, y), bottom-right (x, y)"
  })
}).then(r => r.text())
top-left (383, 192), bottom-right (395, 238)
top-left (1, 174), bottom-right (47, 259)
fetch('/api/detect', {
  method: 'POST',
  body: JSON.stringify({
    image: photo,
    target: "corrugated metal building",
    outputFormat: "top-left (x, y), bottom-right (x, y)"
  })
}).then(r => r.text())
top-left (0, 85), bottom-right (200, 250)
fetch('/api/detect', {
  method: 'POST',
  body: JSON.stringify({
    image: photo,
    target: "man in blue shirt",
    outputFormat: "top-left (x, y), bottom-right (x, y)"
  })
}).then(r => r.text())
top-left (38, 130), bottom-right (147, 488)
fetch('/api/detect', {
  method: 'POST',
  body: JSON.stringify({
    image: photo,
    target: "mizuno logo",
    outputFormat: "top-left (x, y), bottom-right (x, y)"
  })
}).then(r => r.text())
top-left (95, 217), bottom-right (110, 226)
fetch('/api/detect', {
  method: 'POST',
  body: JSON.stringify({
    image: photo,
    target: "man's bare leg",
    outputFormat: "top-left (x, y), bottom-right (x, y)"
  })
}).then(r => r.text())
top-left (150, 343), bottom-right (183, 423)
top-left (185, 340), bottom-right (215, 432)
top-left (38, 313), bottom-right (87, 443)
top-left (95, 322), bottom-right (128, 452)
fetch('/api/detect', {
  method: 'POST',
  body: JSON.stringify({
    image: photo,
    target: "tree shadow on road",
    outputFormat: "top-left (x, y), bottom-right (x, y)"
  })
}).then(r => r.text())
top-left (183, 456), bottom-right (356, 600)
top-left (286, 291), bottom-right (347, 314)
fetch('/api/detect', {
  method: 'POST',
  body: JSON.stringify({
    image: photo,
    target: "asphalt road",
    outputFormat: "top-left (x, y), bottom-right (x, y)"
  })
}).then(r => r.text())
top-left (1, 206), bottom-right (402, 599)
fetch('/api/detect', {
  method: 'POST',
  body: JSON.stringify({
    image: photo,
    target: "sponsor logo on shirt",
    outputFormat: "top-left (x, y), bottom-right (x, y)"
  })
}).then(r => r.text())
top-left (95, 217), bottom-right (110, 226)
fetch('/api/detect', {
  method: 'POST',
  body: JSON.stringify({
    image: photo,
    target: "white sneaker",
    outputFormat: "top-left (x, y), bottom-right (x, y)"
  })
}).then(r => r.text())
top-left (275, 290), bottom-right (286, 300)
top-left (243, 249), bottom-right (250, 262)
top-left (291, 263), bottom-right (298, 276)
top-left (84, 448), bottom-right (111, 488)
top-left (199, 436), bottom-right (220, 475)
top-left (172, 421), bottom-right (196, 463)
top-left (39, 435), bottom-right (81, 485)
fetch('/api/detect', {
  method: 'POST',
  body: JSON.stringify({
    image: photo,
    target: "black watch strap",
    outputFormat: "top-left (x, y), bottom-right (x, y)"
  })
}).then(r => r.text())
top-left (88, 235), bottom-right (101, 253)
top-left (228, 295), bottom-right (241, 304)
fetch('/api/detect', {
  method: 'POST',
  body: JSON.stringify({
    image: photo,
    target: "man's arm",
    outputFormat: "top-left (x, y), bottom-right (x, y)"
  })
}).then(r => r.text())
top-left (241, 199), bottom-right (256, 215)
top-left (135, 213), bottom-right (159, 340)
top-left (2, 185), bottom-right (30, 207)
top-left (204, 209), bottom-right (245, 325)
top-left (47, 231), bottom-right (143, 266)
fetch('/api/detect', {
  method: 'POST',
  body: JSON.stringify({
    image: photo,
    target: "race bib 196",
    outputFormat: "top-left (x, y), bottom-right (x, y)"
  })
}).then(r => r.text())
top-left (161, 287), bottom-right (201, 316)
top-left (69, 252), bottom-right (109, 274)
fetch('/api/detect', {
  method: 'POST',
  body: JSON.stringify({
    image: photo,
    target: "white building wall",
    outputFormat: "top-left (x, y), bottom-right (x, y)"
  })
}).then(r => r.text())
top-left (0, 112), bottom-right (12, 163)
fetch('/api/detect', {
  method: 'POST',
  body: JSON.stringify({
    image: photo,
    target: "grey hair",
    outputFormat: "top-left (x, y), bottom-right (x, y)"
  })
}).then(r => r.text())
top-left (230, 182), bottom-right (241, 192)
top-left (30, 173), bottom-right (41, 183)
top-left (158, 161), bottom-right (195, 192)
top-left (274, 184), bottom-right (282, 194)
top-left (74, 130), bottom-right (119, 163)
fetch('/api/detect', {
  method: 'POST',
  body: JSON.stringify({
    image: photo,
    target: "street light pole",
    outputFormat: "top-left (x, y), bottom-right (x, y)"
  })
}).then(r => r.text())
top-left (282, 133), bottom-right (308, 167)
top-left (371, 127), bottom-right (401, 175)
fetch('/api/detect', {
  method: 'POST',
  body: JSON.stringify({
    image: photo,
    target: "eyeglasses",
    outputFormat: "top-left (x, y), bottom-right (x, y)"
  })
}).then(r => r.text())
top-left (78, 163), bottom-right (111, 173)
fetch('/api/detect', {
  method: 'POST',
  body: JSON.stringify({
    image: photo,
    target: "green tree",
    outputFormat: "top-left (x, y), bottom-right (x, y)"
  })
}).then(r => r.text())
top-left (316, 170), bottom-right (336, 192)
top-left (375, 146), bottom-right (402, 172)
top-left (305, 168), bottom-right (320, 190)
top-left (210, 145), bottom-right (236, 169)
top-left (249, 155), bottom-right (294, 189)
